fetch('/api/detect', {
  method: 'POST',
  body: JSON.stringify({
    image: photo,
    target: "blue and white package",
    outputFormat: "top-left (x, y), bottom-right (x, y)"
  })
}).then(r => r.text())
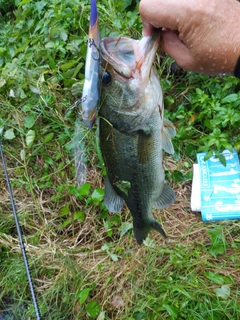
top-left (197, 149), bottom-right (240, 222)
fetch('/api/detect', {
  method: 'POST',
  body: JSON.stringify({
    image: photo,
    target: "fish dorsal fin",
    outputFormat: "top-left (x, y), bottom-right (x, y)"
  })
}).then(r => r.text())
top-left (154, 184), bottom-right (176, 209)
top-left (162, 118), bottom-right (176, 154)
top-left (163, 118), bottom-right (176, 138)
top-left (104, 175), bottom-right (124, 213)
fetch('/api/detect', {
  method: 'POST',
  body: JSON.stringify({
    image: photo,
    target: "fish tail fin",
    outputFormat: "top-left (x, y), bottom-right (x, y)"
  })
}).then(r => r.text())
top-left (150, 220), bottom-right (167, 238)
top-left (134, 225), bottom-right (151, 245)
top-left (134, 220), bottom-right (166, 245)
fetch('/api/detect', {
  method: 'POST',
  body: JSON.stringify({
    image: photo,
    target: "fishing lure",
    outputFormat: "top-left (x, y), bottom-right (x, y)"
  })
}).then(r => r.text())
top-left (81, 0), bottom-right (100, 128)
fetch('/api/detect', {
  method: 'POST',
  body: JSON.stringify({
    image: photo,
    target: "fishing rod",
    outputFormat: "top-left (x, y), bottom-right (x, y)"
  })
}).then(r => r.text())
top-left (0, 140), bottom-right (41, 320)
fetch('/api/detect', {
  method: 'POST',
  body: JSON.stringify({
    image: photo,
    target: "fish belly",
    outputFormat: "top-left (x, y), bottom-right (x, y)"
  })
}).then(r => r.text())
top-left (100, 107), bottom-right (164, 223)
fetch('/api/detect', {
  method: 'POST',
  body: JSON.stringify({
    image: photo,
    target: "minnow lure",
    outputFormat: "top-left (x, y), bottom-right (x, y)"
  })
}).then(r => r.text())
top-left (81, 0), bottom-right (100, 128)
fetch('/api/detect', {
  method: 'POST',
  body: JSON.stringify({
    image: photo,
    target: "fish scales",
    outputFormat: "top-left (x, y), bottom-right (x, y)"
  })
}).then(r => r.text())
top-left (99, 30), bottom-right (176, 244)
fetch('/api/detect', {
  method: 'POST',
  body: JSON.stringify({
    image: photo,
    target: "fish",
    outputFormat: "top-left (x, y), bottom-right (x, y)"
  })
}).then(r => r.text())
top-left (98, 30), bottom-right (176, 245)
top-left (81, 0), bottom-right (100, 129)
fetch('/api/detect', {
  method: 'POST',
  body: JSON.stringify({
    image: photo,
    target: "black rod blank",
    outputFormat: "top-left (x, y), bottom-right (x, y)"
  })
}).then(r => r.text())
top-left (0, 141), bottom-right (41, 320)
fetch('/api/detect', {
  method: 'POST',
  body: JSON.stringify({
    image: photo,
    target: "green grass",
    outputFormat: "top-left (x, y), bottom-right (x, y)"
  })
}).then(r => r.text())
top-left (0, 0), bottom-right (240, 319)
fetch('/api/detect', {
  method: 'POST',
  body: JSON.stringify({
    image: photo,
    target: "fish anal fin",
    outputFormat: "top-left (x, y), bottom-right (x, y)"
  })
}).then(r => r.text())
top-left (154, 184), bottom-right (176, 209)
top-left (104, 176), bottom-right (124, 213)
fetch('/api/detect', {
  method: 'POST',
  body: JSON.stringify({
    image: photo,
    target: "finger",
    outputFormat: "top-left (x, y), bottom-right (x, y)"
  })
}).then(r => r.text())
top-left (139, 0), bottom-right (189, 31)
top-left (160, 30), bottom-right (195, 71)
top-left (142, 22), bottom-right (154, 37)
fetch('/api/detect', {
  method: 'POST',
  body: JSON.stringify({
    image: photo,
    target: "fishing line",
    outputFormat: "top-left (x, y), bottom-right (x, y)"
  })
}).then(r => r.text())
top-left (0, 140), bottom-right (41, 320)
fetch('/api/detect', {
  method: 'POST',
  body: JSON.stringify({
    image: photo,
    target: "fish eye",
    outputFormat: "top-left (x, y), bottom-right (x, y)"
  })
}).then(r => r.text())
top-left (102, 71), bottom-right (112, 86)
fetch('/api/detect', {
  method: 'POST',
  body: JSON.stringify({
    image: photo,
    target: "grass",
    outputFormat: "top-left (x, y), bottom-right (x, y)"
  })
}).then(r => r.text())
top-left (0, 0), bottom-right (240, 319)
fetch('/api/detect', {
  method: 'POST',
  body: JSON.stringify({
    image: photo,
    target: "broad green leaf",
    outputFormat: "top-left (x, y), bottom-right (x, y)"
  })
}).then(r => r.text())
top-left (86, 301), bottom-right (101, 318)
top-left (0, 78), bottom-right (6, 88)
top-left (119, 222), bottom-right (133, 237)
top-left (91, 189), bottom-right (104, 203)
top-left (20, 149), bottom-right (26, 161)
top-left (208, 228), bottom-right (226, 257)
top-left (60, 60), bottom-right (78, 71)
top-left (161, 79), bottom-right (173, 91)
top-left (78, 288), bottom-right (91, 304)
top-left (143, 237), bottom-right (155, 248)
top-left (60, 30), bottom-right (68, 42)
top-left (43, 132), bottom-right (54, 143)
top-left (4, 128), bottom-right (15, 140)
top-left (164, 95), bottom-right (175, 107)
top-left (104, 220), bottom-right (111, 230)
top-left (73, 211), bottom-right (85, 222)
top-left (97, 311), bottom-right (106, 320)
top-left (214, 285), bottom-right (231, 299)
top-left (221, 94), bottom-right (238, 104)
top-left (196, 88), bottom-right (203, 95)
top-left (60, 204), bottom-right (70, 216)
top-left (204, 272), bottom-right (226, 285)
top-left (72, 62), bottom-right (84, 78)
top-left (26, 130), bottom-right (35, 148)
top-left (35, 1), bottom-right (47, 13)
top-left (203, 150), bottom-right (213, 162)
top-left (79, 183), bottom-right (91, 196)
top-left (9, 89), bottom-right (15, 97)
top-left (58, 219), bottom-right (71, 229)
top-left (48, 55), bottom-right (56, 70)
top-left (19, 0), bottom-right (32, 5)
top-left (24, 115), bottom-right (35, 129)
top-left (29, 85), bottom-right (41, 95)
top-left (20, 89), bottom-right (27, 99)
top-left (101, 244), bottom-right (109, 252)
top-left (62, 8), bottom-right (73, 18)
top-left (49, 27), bottom-right (60, 39)
top-left (218, 154), bottom-right (227, 167)
top-left (110, 253), bottom-right (118, 262)
top-left (171, 170), bottom-right (185, 182)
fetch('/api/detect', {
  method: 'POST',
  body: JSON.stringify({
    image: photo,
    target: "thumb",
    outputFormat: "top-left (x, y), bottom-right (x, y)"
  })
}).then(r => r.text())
top-left (161, 30), bottom-right (195, 71)
top-left (142, 22), bottom-right (154, 37)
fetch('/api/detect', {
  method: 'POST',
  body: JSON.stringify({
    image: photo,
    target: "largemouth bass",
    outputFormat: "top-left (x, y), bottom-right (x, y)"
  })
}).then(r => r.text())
top-left (99, 30), bottom-right (176, 245)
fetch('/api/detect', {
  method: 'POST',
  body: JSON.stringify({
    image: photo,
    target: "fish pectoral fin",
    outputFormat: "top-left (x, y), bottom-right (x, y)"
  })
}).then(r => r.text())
top-left (162, 126), bottom-right (175, 155)
top-left (104, 176), bottom-right (124, 213)
top-left (154, 184), bottom-right (176, 209)
top-left (163, 118), bottom-right (176, 138)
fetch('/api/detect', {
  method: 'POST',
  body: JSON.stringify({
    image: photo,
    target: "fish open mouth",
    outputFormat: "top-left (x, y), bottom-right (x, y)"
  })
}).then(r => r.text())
top-left (100, 36), bottom-right (137, 78)
top-left (100, 29), bottom-right (161, 81)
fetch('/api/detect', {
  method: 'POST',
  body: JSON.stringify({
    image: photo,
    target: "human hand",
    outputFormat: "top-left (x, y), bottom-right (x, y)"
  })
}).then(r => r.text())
top-left (139, 0), bottom-right (240, 75)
